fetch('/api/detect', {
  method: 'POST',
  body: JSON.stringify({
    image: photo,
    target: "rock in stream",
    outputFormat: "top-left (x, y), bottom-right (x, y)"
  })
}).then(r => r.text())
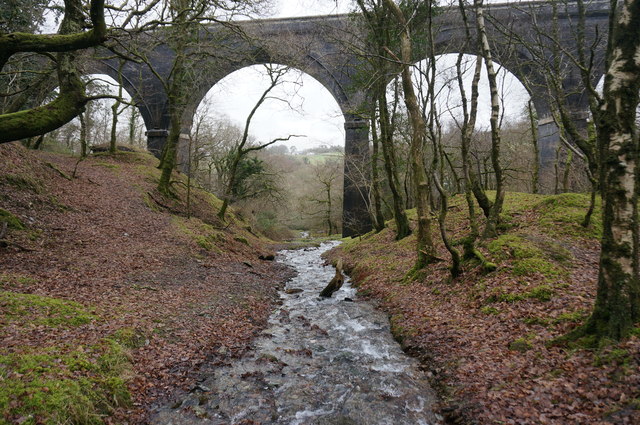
top-left (150, 241), bottom-right (440, 425)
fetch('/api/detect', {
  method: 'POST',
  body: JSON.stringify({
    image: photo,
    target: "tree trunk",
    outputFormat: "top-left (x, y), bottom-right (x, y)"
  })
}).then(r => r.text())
top-left (129, 106), bottom-right (138, 145)
top-left (383, 0), bottom-right (436, 271)
top-left (476, 0), bottom-right (505, 238)
top-left (573, 0), bottom-right (640, 342)
top-left (528, 100), bottom-right (540, 194)
top-left (79, 112), bottom-right (88, 157)
top-left (110, 100), bottom-right (120, 154)
top-left (562, 150), bottom-right (573, 193)
top-left (377, 88), bottom-right (411, 239)
top-left (370, 111), bottom-right (386, 232)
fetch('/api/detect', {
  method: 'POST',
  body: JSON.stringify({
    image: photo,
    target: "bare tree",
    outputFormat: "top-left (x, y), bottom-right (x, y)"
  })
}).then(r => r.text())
top-left (217, 65), bottom-right (303, 220)
top-left (382, 0), bottom-right (437, 271)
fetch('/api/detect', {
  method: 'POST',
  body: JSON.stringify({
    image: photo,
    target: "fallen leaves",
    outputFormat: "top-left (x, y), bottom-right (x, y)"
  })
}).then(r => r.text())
top-left (329, 198), bottom-right (640, 425)
top-left (0, 144), bottom-right (293, 423)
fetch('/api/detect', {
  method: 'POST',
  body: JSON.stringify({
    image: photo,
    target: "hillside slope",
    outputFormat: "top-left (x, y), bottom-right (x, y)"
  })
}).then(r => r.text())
top-left (0, 144), bottom-right (292, 424)
top-left (328, 193), bottom-right (640, 425)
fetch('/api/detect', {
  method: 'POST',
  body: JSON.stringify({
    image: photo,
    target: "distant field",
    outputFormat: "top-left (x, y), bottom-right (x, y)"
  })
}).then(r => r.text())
top-left (300, 152), bottom-right (343, 164)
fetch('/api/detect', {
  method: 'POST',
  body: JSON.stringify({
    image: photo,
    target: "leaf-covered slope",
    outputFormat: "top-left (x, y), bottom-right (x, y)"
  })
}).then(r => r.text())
top-left (0, 143), bottom-right (292, 424)
top-left (329, 192), bottom-right (639, 425)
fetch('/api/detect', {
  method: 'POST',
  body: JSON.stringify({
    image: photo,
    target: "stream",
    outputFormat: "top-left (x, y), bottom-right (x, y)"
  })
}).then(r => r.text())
top-left (151, 241), bottom-right (440, 425)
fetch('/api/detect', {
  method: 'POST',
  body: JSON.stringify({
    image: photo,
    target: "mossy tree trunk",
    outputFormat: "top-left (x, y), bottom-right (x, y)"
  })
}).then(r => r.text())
top-left (475, 0), bottom-right (505, 238)
top-left (527, 100), bottom-right (540, 194)
top-left (577, 0), bottom-right (640, 341)
top-left (157, 0), bottom-right (192, 197)
top-left (355, 0), bottom-right (411, 239)
top-left (383, 0), bottom-right (436, 270)
top-left (455, 0), bottom-right (484, 260)
top-left (369, 109), bottom-right (386, 232)
top-left (79, 112), bottom-right (88, 157)
top-left (376, 86), bottom-right (412, 240)
top-left (423, 11), bottom-right (460, 277)
top-left (109, 61), bottom-right (126, 155)
top-left (0, 0), bottom-right (107, 143)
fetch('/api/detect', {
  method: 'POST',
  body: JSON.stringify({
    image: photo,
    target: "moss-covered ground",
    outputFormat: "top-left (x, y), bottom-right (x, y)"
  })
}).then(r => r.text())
top-left (328, 192), bottom-right (639, 424)
top-left (0, 292), bottom-right (132, 425)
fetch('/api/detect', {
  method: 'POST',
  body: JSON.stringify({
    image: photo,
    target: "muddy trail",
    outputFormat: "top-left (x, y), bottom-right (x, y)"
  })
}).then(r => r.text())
top-left (151, 242), bottom-right (440, 425)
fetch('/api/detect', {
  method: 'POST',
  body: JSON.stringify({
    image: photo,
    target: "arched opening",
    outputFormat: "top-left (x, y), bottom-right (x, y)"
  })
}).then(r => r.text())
top-left (40, 74), bottom-right (146, 155)
top-left (190, 64), bottom-right (346, 237)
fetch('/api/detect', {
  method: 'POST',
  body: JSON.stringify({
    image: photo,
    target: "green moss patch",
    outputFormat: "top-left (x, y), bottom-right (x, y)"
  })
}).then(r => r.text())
top-left (486, 284), bottom-right (555, 304)
top-left (0, 174), bottom-right (43, 193)
top-left (481, 306), bottom-right (501, 315)
top-left (108, 327), bottom-right (146, 349)
top-left (534, 193), bottom-right (602, 238)
top-left (0, 208), bottom-right (25, 230)
top-left (0, 273), bottom-right (36, 288)
top-left (594, 348), bottom-right (632, 367)
top-left (0, 342), bottom-right (131, 425)
top-left (487, 233), bottom-right (569, 282)
top-left (234, 236), bottom-right (249, 246)
top-left (91, 162), bottom-right (120, 170)
top-left (512, 257), bottom-right (565, 280)
top-left (0, 291), bottom-right (96, 327)
top-left (488, 234), bottom-right (543, 260)
top-left (509, 337), bottom-right (533, 352)
top-left (173, 217), bottom-right (224, 253)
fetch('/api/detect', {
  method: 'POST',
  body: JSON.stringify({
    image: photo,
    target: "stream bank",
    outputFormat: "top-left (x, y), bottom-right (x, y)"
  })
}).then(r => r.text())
top-left (151, 241), bottom-right (441, 424)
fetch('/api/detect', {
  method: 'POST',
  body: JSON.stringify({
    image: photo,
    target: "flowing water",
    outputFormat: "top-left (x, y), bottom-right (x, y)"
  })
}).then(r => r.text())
top-left (152, 241), bottom-right (440, 425)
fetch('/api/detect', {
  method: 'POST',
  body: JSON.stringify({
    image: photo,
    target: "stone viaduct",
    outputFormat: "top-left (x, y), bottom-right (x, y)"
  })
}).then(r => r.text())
top-left (91, 0), bottom-right (610, 237)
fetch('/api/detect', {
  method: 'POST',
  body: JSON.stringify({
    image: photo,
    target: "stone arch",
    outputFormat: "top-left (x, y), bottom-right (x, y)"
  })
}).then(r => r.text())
top-left (85, 61), bottom-right (152, 135)
top-left (94, 1), bottom-right (609, 233)
top-left (178, 53), bottom-right (371, 237)
top-left (183, 55), bottom-right (358, 132)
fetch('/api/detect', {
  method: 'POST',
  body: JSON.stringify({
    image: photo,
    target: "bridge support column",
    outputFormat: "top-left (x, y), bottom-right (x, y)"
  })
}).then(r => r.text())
top-left (146, 128), bottom-right (169, 158)
top-left (342, 118), bottom-right (373, 237)
top-left (537, 110), bottom-right (590, 193)
top-left (176, 123), bottom-right (194, 174)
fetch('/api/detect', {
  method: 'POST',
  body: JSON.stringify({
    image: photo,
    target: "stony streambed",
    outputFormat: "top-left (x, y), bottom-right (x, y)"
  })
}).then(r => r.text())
top-left (151, 241), bottom-right (440, 425)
